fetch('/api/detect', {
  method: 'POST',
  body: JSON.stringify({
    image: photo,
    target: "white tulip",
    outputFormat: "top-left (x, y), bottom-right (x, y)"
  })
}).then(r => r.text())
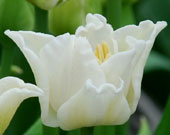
top-left (5, 13), bottom-right (167, 130)
top-left (0, 77), bottom-right (42, 134)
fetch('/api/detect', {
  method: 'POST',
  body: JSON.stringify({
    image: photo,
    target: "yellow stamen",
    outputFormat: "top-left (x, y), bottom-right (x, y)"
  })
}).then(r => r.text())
top-left (94, 42), bottom-right (111, 64)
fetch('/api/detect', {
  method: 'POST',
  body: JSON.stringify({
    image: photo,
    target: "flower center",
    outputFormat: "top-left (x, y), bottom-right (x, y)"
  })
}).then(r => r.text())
top-left (94, 42), bottom-right (111, 64)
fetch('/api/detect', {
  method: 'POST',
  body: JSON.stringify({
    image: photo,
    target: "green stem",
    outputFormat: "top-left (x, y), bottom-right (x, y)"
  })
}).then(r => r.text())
top-left (0, 38), bottom-right (15, 78)
top-left (59, 128), bottom-right (67, 135)
top-left (43, 125), bottom-right (59, 135)
top-left (34, 6), bottom-right (48, 33)
top-left (81, 127), bottom-right (94, 135)
top-left (106, 0), bottom-right (122, 29)
top-left (115, 122), bottom-right (129, 135)
top-left (121, 4), bottom-right (135, 26)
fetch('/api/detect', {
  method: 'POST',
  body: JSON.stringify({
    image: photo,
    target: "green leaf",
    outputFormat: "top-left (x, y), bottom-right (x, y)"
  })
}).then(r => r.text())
top-left (0, 0), bottom-right (34, 34)
top-left (24, 118), bottom-right (60, 135)
top-left (68, 129), bottom-right (80, 135)
top-left (94, 122), bottom-right (129, 135)
top-left (81, 127), bottom-right (94, 135)
top-left (43, 125), bottom-right (59, 135)
top-left (24, 118), bottom-right (43, 135)
top-left (144, 51), bottom-right (170, 73)
top-left (155, 95), bottom-right (170, 135)
top-left (114, 122), bottom-right (129, 135)
top-left (94, 126), bottom-right (116, 135)
top-left (138, 117), bottom-right (151, 135)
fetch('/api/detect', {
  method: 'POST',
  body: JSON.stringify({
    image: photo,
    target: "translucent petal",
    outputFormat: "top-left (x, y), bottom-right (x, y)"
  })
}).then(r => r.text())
top-left (0, 77), bottom-right (42, 134)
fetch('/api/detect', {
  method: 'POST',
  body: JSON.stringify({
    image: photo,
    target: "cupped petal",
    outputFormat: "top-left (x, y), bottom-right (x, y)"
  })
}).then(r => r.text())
top-left (76, 14), bottom-right (116, 53)
top-left (0, 77), bottom-right (43, 134)
top-left (125, 21), bottom-right (167, 113)
top-left (39, 33), bottom-right (105, 116)
top-left (113, 20), bottom-right (167, 52)
top-left (5, 30), bottom-right (57, 127)
top-left (57, 79), bottom-right (131, 130)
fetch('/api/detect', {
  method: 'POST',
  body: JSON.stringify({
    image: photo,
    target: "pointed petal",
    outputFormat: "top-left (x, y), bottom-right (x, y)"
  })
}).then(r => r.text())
top-left (5, 30), bottom-right (55, 54)
top-left (5, 30), bottom-right (58, 127)
top-left (57, 79), bottom-right (130, 130)
top-left (0, 77), bottom-right (42, 134)
top-left (4, 30), bottom-right (51, 90)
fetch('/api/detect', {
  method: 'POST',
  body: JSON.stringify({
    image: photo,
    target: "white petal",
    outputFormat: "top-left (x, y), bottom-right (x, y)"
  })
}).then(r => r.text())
top-left (57, 79), bottom-right (130, 130)
top-left (0, 77), bottom-right (42, 134)
top-left (4, 30), bottom-right (51, 90)
top-left (101, 44), bottom-right (137, 94)
top-left (113, 20), bottom-right (167, 52)
top-left (76, 14), bottom-right (116, 53)
top-left (39, 34), bottom-right (105, 115)
top-left (86, 13), bottom-right (107, 26)
top-left (5, 30), bottom-right (55, 54)
top-left (123, 21), bottom-right (167, 113)
top-left (5, 30), bottom-right (58, 127)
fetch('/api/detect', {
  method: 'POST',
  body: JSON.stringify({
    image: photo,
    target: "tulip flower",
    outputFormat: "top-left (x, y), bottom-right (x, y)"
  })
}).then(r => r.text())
top-left (0, 77), bottom-right (42, 134)
top-left (5, 13), bottom-right (167, 130)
